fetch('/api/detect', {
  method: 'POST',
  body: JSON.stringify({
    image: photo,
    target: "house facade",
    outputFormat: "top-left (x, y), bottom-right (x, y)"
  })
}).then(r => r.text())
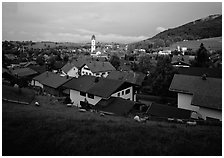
top-left (170, 74), bottom-right (222, 121)
top-left (80, 61), bottom-right (115, 78)
top-left (63, 75), bottom-right (135, 108)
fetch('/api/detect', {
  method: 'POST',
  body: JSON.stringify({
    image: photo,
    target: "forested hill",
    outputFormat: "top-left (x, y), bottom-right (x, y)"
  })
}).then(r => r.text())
top-left (128, 14), bottom-right (222, 51)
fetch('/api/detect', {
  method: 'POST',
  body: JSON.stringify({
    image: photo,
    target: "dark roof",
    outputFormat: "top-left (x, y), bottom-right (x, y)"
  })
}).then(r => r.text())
top-left (85, 61), bottom-right (116, 73)
top-left (94, 97), bottom-right (137, 115)
top-left (107, 70), bottom-right (145, 86)
top-left (61, 59), bottom-right (86, 73)
top-left (169, 74), bottom-right (222, 110)
top-left (54, 61), bottom-right (67, 70)
top-left (177, 67), bottom-right (222, 78)
top-left (87, 77), bottom-right (124, 98)
top-left (29, 65), bottom-right (47, 74)
top-left (146, 103), bottom-right (191, 119)
top-left (172, 55), bottom-right (195, 65)
top-left (33, 71), bottom-right (72, 89)
top-left (63, 75), bottom-right (125, 98)
top-left (63, 75), bottom-right (96, 92)
top-left (11, 67), bottom-right (38, 77)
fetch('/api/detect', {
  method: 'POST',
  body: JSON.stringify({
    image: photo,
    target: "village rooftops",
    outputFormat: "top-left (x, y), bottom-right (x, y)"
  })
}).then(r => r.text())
top-left (61, 59), bottom-right (86, 73)
top-left (63, 75), bottom-right (129, 98)
top-left (33, 71), bottom-right (72, 89)
top-left (11, 67), bottom-right (38, 78)
top-left (169, 74), bottom-right (222, 110)
top-left (84, 61), bottom-right (116, 73)
top-left (107, 70), bottom-right (145, 86)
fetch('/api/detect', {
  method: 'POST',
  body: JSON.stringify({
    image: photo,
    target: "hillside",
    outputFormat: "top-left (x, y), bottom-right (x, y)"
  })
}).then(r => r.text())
top-left (3, 95), bottom-right (222, 156)
top-left (128, 14), bottom-right (222, 51)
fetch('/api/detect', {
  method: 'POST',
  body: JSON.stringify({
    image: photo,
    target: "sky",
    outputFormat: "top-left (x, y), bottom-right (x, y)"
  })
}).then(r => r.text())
top-left (2, 2), bottom-right (222, 44)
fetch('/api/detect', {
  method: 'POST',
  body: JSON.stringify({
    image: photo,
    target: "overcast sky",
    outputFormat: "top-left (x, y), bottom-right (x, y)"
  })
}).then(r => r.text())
top-left (2, 2), bottom-right (222, 43)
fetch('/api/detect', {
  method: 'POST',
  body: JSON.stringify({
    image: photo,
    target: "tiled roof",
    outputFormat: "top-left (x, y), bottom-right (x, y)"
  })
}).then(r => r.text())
top-left (169, 74), bottom-right (222, 110)
top-left (33, 71), bottom-right (72, 89)
top-left (177, 67), bottom-right (222, 78)
top-left (11, 67), bottom-right (38, 77)
top-left (85, 61), bottom-right (115, 73)
top-left (146, 103), bottom-right (191, 119)
top-left (107, 70), bottom-right (145, 86)
top-left (63, 75), bottom-right (125, 98)
top-left (61, 59), bottom-right (86, 73)
top-left (94, 97), bottom-right (137, 115)
top-left (29, 65), bottom-right (47, 74)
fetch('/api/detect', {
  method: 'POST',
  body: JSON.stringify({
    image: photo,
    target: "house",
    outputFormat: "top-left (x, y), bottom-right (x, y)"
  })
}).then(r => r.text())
top-left (106, 70), bottom-right (145, 87)
top-left (94, 97), bottom-right (137, 116)
top-left (146, 102), bottom-right (192, 119)
top-left (63, 75), bottom-right (135, 107)
top-left (176, 67), bottom-right (222, 78)
top-left (169, 74), bottom-right (222, 121)
top-left (31, 71), bottom-right (72, 96)
top-left (11, 67), bottom-right (38, 80)
top-left (171, 55), bottom-right (195, 68)
top-left (80, 61), bottom-right (116, 78)
top-left (61, 59), bottom-right (86, 78)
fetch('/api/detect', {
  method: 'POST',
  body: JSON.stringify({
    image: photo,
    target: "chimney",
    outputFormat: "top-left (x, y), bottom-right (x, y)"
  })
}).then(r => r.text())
top-left (201, 74), bottom-right (207, 80)
top-left (95, 77), bottom-right (99, 83)
top-left (66, 75), bottom-right (69, 79)
top-left (46, 71), bottom-right (49, 77)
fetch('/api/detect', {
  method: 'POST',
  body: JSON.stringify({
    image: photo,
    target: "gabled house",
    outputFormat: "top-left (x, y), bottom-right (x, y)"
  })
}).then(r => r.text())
top-left (169, 74), bottom-right (222, 121)
top-left (80, 61), bottom-right (115, 78)
top-left (61, 59), bottom-right (86, 78)
top-left (31, 71), bottom-right (72, 96)
top-left (63, 75), bottom-right (135, 107)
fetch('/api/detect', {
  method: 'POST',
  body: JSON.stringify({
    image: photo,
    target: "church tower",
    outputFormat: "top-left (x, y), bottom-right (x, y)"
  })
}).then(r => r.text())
top-left (91, 35), bottom-right (96, 53)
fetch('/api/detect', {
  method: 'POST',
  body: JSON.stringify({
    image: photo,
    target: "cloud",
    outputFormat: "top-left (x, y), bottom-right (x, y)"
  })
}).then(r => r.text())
top-left (156, 26), bottom-right (166, 33)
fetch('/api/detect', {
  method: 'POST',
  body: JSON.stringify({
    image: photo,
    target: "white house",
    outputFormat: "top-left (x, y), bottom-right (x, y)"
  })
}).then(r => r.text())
top-left (80, 61), bottom-right (115, 78)
top-left (169, 74), bottom-right (222, 121)
top-left (63, 75), bottom-right (135, 107)
top-left (61, 59), bottom-right (86, 78)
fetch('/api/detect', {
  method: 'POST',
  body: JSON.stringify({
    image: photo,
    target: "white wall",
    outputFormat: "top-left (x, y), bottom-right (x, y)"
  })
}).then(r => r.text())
top-left (31, 80), bottom-right (43, 89)
top-left (178, 93), bottom-right (199, 112)
top-left (81, 65), bottom-right (109, 78)
top-left (70, 89), bottom-right (102, 107)
top-left (199, 107), bottom-right (222, 121)
top-left (111, 86), bottom-right (135, 101)
top-left (67, 66), bottom-right (79, 78)
top-left (178, 93), bottom-right (222, 121)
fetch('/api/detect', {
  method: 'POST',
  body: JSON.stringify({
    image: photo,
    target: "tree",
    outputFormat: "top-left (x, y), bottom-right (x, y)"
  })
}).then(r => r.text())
top-left (194, 43), bottom-right (210, 67)
top-left (109, 55), bottom-right (120, 70)
top-left (138, 55), bottom-right (154, 74)
top-left (36, 55), bottom-right (45, 66)
top-left (151, 56), bottom-right (177, 97)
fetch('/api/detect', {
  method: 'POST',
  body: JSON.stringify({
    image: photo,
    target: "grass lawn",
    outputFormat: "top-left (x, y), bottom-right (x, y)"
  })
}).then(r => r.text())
top-left (2, 95), bottom-right (222, 156)
top-left (2, 85), bottom-right (35, 103)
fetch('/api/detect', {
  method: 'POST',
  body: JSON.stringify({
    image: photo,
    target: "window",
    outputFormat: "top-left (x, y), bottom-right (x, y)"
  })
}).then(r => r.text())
top-left (125, 89), bottom-right (130, 94)
top-left (122, 91), bottom-right (124, 95)
top-left (88, 93), bottom-right (94, 99)
top-left (117, 92), bottom-right (120, 97)
top-left (80, 91), bottom-right (86, 97)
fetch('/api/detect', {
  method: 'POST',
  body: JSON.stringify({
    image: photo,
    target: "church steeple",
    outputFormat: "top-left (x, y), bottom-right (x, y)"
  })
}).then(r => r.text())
top-left (91, 35), bottom-right (96, 53)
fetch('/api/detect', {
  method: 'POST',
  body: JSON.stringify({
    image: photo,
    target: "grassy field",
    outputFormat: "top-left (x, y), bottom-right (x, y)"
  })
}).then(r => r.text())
top-left (2, 85), bottom-right (35, 103)
top-left (2, 95), bottom-right (222, 156)
top-left (169, 36), bottom-right (222, 51)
